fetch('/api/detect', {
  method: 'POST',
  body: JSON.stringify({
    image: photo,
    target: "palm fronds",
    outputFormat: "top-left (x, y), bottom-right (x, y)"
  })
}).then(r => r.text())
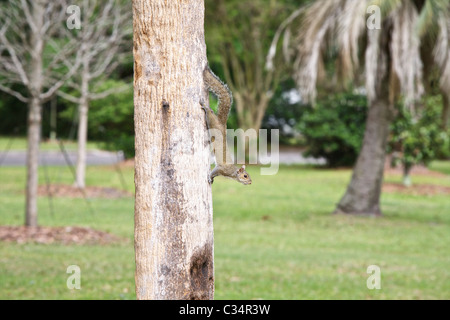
top-left (267, 0), bottom-right (450, 111)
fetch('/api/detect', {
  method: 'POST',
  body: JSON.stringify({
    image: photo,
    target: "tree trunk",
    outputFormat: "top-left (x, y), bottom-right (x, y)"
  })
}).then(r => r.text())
top-left (75, 99), bottom-right (88, 189)
top-left (403, 164), bottom-right (412, 187)
top-left (233, 92), bottom-right (269, 162)
top-left (25, 96), bottom-right (42, 227)
top-left (334, 96), bottom-right (393, 216)
top-left (133, 0), bottom-right (214, 300)
top-left (25, 1), bottom-right (44, 227)
top-left (334, 25), bottom-right (393, 216)
top-left (234, 92), bottom-right (268, 133)
top-left (75, 59), bottom-right (90, 189)
top-left (50, 97), bottom-right (57, 141)
top-left (442, 91), bottom-right (449, 130)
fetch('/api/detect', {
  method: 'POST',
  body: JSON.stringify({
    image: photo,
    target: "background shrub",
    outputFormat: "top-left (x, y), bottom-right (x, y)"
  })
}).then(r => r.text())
top-left (298, 93), bottom-right (368, 167)
top-left (388, 95), bottom-right (450, 173)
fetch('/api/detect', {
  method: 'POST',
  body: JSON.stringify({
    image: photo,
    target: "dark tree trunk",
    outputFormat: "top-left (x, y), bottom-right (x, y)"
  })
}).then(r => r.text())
top-left (334, 24), bottom-right (394, 216)
top-left (442, 91), bottom-right (449, 130)
top-left (334, 96), bottom-right (393, 215)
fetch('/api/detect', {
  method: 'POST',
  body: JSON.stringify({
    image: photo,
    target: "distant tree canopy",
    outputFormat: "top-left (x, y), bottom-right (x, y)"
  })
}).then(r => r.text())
top-left (204, 0), bottom-right (309, 132)
top-left (298, 93), bottom-right (450, 169)
top-left (0, 0), bottom-right (448, 174)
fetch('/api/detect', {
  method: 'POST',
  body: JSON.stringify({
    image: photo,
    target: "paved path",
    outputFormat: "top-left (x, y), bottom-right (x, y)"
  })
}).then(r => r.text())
top-left (0, 147), bottom-right (325, 167)
top-left (0, 149), bottom-right (125, 167)
top-left (260, 150), bottom-right (326, 165)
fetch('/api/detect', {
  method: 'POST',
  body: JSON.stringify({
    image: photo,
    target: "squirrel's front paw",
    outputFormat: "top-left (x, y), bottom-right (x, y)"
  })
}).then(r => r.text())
top-left (208, 176), bottom-right (214, 184)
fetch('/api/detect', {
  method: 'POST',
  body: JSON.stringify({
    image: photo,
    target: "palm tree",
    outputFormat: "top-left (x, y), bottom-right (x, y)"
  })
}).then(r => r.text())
top-left (268, 0), bottom-right (450, 215)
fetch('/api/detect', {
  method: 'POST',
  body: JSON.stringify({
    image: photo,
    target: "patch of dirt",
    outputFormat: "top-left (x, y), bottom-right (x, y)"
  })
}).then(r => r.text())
top-left (384, 165), bottom-right (447, 178)
top-left (37, 184), bottom-right (132, 199)
top-left (384, 156), bottom-right (447, 178)
top-left (383, 158), bottom-right (449, 195)
top-left (118, 158), bottom-right (135, 169)
top-left (0, 226), bottom-right (125, 245)
top-left (383, 183), bottom-right (450, 196)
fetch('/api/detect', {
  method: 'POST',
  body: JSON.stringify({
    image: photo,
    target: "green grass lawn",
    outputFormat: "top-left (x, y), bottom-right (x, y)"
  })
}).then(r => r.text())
top-left (0, 161), bottom-right (449, 299)
top-left (429, 160), bottom-right (450, 175)
top-left (0, 136), bottom-right (102, 151)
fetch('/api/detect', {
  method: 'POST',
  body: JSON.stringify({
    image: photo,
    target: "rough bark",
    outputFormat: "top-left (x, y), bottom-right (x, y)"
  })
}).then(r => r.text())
top-left (335, 25), bottom-right (394, 216)
top-left (133, 0), bottom-right (214, 300)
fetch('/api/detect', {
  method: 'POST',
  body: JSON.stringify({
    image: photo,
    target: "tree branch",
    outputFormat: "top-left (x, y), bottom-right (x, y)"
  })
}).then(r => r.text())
top-left (57, 90), bottom-right (80, 104)
top-left (20, 0), bottom-right (37, 33)
top-left (0, 21), bottom-right (30, 86)
top-left (89, 83), bottom-right (131, 101)
top-left (0, 83), bottom-right (29, 102)
top-left (40, 51), bottom-right (82, 102)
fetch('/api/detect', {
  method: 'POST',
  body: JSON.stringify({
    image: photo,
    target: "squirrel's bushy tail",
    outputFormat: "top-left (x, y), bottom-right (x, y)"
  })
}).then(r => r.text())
top-left (203, 66), bottom-right (233, 126)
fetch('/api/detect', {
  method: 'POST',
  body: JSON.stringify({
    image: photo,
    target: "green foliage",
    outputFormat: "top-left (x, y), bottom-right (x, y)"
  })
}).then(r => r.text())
top-left (262, 79), bottom-right (306, 145)
top-left (0, 91), bottom-right (27, 135)
top-left (86, 81), bottom-right (134, 158)
top-left (388, 95), bottom-right (450, 170)
top-left (298, 93), bottom-right (368, 167)
top-left (205, 0), bottom-right (299, 67)
top-left (204, 0), bottom-right (307, 131)
top-left (60, 79), bottom-right (134, 158)
top-left (297, 92), bottom-right (449, 170)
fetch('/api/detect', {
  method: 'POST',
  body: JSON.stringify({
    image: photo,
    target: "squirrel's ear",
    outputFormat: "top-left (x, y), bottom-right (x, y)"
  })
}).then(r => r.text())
top-left (238, 165), bottom-right (246, 172)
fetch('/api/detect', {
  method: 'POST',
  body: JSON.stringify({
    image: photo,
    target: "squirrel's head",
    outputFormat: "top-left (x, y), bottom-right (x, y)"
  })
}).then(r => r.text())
top-left (237, 165), bottom-right (252, 185)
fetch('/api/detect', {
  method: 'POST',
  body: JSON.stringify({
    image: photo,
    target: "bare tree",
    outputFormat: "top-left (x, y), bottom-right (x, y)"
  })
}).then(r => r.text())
top-left (133, 0), bottom-right (214, 299)
top-left (0, 0), bottom-right (81, 226)
top-left (57, 0), bottom-right (132, 189)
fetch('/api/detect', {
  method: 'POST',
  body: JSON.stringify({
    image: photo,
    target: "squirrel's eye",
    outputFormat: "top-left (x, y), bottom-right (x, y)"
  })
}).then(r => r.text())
top-left (244, 175), bottom-right (248, 178)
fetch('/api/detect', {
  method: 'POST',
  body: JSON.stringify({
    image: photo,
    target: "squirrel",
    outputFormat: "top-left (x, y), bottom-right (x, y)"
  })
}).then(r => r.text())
top-left (201, 66), bottom-right (252, 185)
